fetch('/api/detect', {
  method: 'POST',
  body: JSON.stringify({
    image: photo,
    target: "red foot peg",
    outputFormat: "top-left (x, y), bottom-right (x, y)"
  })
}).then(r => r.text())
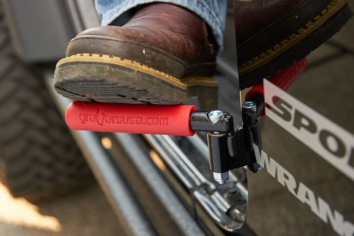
top-left (246, 58), bottom-right (307, 115)
top-left (66, 102), bottom-right (196, 136)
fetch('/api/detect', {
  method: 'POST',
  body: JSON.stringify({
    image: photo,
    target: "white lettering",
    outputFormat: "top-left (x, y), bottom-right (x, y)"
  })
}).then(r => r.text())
top-left (342, 221), bottom-right (354, 236)
top-left (254, 148), bottom-right (277, 178)
top-left (296, 182), bottom-right (318, 214)
top-left (264, 79), bottom-right (354, 182)
top-left (277, 164), bottom-right (297, 196)
top-left (316, 198), bottom-right (346, 235)
top-left (254, 144), bottom-right (354, 236)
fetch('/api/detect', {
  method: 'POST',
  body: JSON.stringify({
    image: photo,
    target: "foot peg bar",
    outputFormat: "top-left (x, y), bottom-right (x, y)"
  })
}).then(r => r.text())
top-left (66, 101), bottom-right (263, 184)
top-left (66, 103), bottom-right (197, 136)
top-left (66, 58), bottom-right (307, 184)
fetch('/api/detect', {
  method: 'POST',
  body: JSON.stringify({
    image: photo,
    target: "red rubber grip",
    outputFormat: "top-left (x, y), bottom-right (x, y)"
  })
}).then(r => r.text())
top-left (245, 58), bottom-right (307, 116)
top-left (66, 102), bottom-right (197, 136)
top-left (246, 58), bottom-right (307, 101)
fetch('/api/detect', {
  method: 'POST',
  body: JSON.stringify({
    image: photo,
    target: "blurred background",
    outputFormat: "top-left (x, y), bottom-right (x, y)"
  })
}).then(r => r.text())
top-left (0, 0), bottom-right (353, 235)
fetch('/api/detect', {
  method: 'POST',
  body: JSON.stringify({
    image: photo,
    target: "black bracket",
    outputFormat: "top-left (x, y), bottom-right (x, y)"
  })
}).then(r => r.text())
top-left (190, 94), bottom-right (264, 183)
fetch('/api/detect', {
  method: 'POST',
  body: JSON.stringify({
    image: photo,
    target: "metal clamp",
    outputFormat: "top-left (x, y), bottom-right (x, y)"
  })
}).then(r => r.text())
top-left (190, 94), bottom-right (264, 184)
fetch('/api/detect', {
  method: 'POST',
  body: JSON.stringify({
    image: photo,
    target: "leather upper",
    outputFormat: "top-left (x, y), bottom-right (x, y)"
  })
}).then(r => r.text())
top-left (234, 0), bottom-right (334, 65)
top-left (234, 0), bottom-right (333, 46)
top-left (67, 3), bottom-right (217, 65)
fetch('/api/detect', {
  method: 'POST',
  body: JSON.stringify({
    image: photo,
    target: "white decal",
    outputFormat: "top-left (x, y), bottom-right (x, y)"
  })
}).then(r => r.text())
top-left (264, 79), bottom-right (354, 182)
top-left (254, 146), bottom-right (354, 236)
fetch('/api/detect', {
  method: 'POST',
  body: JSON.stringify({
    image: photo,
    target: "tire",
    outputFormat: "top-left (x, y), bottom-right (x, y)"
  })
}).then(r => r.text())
top-left (0, 5), bottom-right (93, 202)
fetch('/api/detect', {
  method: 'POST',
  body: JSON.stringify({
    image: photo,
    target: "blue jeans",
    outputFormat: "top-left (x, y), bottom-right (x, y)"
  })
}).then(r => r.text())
top-left (95, 0), bottom-right (227, 51)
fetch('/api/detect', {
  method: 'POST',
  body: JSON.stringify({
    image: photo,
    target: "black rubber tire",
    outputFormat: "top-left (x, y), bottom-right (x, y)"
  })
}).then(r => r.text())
top-left (0, 6), bottom-right (93, 202)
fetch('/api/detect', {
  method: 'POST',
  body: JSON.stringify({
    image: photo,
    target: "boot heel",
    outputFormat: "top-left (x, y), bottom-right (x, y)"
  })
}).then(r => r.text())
top-left (182, 77), bottom-right (219, 110)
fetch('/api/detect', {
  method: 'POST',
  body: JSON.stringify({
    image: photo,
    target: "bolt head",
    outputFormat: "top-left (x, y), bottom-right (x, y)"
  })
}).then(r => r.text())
top-left (213, 172), bottom-right (229, 184)
top-left (243, 101), bottom-right (257, 112)
top-left (248, 163), bottom-right (263, 173)
top-left (208, 110), bottom-right (224, 124)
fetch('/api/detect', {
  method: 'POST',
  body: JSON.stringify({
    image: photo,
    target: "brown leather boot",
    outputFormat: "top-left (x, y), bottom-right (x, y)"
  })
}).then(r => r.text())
top-left (54, 3), bottom-right (218, 107)
top-left (235, 0), bottom-right (352, 89)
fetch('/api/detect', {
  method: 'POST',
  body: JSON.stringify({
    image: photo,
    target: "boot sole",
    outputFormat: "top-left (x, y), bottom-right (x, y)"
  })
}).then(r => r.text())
top-left (54, 53), bottom-right (218, 106)
top-left (239, 0), bottom-right (352, 89)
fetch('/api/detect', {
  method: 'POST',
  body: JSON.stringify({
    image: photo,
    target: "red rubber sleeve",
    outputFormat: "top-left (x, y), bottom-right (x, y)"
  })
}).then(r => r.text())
top-left (246, 58), bottom-right (307, 101)
top-left (66, 102), bottom-right (196, 136)
top-left (245, 58), bottom-right (307, 116)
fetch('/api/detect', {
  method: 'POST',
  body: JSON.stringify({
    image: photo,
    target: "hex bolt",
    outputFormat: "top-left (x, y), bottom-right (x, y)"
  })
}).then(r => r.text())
top-left (213, 172), bottom-right (229, 184)
top-left (242, 101), bottom-right (257, 112)
top-left (208, 110), bottom-right (224, 125)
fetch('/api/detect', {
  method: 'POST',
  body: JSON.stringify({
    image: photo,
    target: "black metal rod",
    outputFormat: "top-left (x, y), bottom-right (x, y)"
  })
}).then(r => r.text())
top-left (190, 111), bottom-right (234, 134)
